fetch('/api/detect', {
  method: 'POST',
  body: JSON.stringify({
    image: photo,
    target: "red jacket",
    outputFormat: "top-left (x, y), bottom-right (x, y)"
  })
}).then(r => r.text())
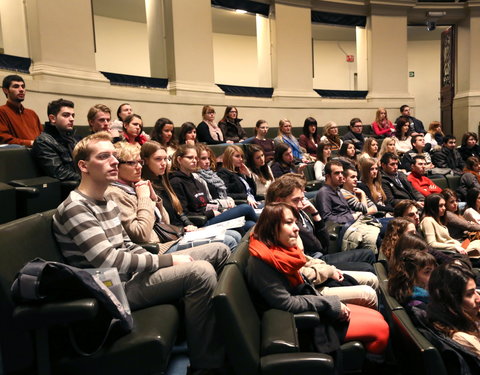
top-left (407, 173), bottom-right (442, 197)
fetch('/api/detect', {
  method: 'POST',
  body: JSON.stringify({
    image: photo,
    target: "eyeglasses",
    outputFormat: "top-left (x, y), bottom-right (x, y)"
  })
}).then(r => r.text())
top-left (229, 110), bottom-right (238, 113)
top-left (118, 159), bottom-right (144, 167)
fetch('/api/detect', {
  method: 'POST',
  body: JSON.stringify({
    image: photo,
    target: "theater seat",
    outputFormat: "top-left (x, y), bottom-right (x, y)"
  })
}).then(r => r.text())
top-left (0, 211), bottom-right (180, 375)
top-left (0, 148), bottom-right (62, 218)
top-left (0, 182), bottom-right (16, 224)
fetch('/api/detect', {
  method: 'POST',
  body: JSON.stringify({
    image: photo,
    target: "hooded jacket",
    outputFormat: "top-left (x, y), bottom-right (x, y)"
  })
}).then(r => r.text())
top-left (169, 170), bottom-right (215, 219)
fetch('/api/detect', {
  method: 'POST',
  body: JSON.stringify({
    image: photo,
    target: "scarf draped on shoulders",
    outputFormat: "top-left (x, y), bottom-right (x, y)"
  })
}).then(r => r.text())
top-left (248, 234), bottom-right (306, 287)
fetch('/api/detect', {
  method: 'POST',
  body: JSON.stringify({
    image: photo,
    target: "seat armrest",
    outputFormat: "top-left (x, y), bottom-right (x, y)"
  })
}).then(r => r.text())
top-left (294, 311), bottom-right (320, 329)
top-left (261, 352), bottom-right (334, 375)
top-left (60, 180), bottom-right (79, 188)
top-left (13, 186), bottom-right (39, 196)
top-left (261, 309), bottom-right (299, 356)
top-left (187, 215), bottom-right (207, 227)
top-left (138, 243), bottom-right (159, 254)
top-left (13, 298), bottom-right (99, 328)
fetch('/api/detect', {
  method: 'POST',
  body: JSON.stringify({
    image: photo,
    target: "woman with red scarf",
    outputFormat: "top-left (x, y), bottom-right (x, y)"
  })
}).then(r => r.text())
top-left (246, 202), bottom-right (389, 357)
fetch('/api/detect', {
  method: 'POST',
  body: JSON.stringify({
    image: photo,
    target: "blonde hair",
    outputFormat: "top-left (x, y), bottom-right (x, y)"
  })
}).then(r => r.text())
top-left (222, 145), bottom-right (244, 172)
top-left (278, 119), bottom-right (292, 137)
top-left (374, 108), bottom-right (389, 124)
top-left (378, 137), bottom-right (397, 160)
top-left (113, 141), bottom-right (141, 161)
top-left (73, 131), bottom-right (112, 165)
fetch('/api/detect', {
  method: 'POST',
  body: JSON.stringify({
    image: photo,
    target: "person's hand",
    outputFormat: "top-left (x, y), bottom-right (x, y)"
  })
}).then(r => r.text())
top-left (213, 210), bottom-right (221, 217)
top-left (184, 225), bottom-right (197, 232)
top-left (135, 180), bottom-right (157, 201)
top-left (239, 163), bottom-right (251, 177)
top-left (227, 198), bottom-right (235, 208)
top-left (247, 197), bottom-right (258, 208)
top-left (300, 197), bottom-right (316, 214)
top-left (226, 140), bottom-right (234, 144)
top-left (417, 201), bottom-right (425, 208)
top-left (172, 254), bottom-right (194, 265)
top-left (339, 303), bottom-right (351, 322)
top-left (353, 187), bottom-right (364, 198)
top-left (135, 180), bottom-right (152, 199)
top-left (297, 163), bottom-right (307, 172)
top-left (456, 246), bottom-right (468, 255)
top-left (186, 139), bottom-right (195, 146)
top-left (332, 268), bottom-right (344, 282)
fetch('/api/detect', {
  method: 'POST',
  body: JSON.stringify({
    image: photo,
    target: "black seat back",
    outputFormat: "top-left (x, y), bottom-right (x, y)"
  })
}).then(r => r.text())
top-left (392, 309), bottom-right (447, 375)
top-left (0, 148), bottom-right (42, 181)
top-left (213, 264), bottom-right (261, 375)
top-left (0, 210), bottom-right (61, 373)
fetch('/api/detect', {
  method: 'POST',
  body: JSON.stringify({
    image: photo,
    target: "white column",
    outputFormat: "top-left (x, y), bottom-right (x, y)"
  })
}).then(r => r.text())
top-left (367, 4), bottom-right (411, 99)
top-left (24, 0), bottom-right (107, 82)
top-left (162, 0), bottom-right (222, 95)
top-left (256, 14), bottom-right (272, 87)
top-left (0, 0), bottom-right (29, 57)
top-left (271, 1), bottom-right (316, 98)
top-left (145, 0), bottom-right (167, 78)
top-left (454, 3), bottom-right (480, 133)
top-left (355, 26), bottom-right (368, 91)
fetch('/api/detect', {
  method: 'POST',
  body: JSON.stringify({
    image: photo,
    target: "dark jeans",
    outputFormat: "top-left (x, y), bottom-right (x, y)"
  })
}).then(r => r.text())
top-left (322, 248), bottom-right (375, 273)
top-left (206, 203), bottom-right (257, 232)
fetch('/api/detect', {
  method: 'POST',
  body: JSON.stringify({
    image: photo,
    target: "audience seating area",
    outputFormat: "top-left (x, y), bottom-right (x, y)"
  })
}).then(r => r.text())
top-left (0, 210), bottom-right (180, 375)
top-left (0, 148), bottom-right (80, 223)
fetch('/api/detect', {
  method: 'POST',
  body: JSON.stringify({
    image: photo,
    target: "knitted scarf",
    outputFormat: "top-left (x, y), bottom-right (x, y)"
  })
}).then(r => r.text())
top-left (196, 169), bottom-right (228, 199)
top-left (249, 234), bottom-right (306, 287)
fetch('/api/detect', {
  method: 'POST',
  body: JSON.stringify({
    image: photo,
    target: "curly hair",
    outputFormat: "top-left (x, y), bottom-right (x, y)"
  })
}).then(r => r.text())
top-left (380, 217), bottom-right (413, 260)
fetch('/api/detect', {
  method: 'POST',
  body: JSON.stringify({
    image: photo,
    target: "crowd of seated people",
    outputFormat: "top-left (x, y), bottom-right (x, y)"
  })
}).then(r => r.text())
top-left (3, 72), bottom-right (480, 373)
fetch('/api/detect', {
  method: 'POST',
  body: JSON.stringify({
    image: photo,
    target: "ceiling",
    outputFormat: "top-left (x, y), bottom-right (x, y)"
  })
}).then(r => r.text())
top-left (92, 0), bottom-right (449, 41)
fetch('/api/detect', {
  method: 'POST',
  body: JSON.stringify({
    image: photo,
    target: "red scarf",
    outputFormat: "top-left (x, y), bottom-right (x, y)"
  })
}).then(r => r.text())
top-left (249, 234), bottom-right (306, 287)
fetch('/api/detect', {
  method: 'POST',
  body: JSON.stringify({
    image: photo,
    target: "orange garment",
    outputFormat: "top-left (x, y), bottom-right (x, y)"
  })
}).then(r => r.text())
top-left (249, 234), bottom-right (306, 287)
top-left (344, 304), bottom-right (389, 354)
top-left (407, 172), bottom-right (443, 197)
top-left (0, 101), bottom-right (42, 146)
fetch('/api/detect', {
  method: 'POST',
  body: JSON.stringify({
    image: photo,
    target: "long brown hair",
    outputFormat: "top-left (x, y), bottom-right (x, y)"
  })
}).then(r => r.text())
top-left (253, 202), bottom-right (300, 247)
top-left (359, 157), bottom-right (386, 202)
top-left (140, 141), bottom-right (183, 214)
top-left (380, 217), bottom-right (413, 260)
top-left (388, 249), bottom-right (436, 305)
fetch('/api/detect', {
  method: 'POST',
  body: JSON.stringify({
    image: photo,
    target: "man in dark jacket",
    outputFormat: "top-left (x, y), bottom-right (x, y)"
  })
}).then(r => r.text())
top-left (401, 134), bottom-right (433, 171)
top-left (432, 135), bottom-right (465, 174)
top-left (32, 98), bottom-right (80, 181)
top-left (342, 118), bottom-right (365, 151)
top-left (395, 104), bottom-right (426, 134)
top-left (380, 152), bottom-right (424, 207)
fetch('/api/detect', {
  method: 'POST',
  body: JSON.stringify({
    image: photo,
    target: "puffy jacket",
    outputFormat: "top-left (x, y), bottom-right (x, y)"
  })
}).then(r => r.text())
top-left (218, 118), bottom-right (247, 143)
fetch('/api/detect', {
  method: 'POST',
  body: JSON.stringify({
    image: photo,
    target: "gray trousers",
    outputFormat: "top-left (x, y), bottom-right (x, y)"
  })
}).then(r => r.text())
top-left (125, 242), bottom-right (230, 369)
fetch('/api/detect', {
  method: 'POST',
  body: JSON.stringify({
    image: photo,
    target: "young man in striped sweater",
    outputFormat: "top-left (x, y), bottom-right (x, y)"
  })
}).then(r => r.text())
top-left (53, 131), bottom-right (229, 375)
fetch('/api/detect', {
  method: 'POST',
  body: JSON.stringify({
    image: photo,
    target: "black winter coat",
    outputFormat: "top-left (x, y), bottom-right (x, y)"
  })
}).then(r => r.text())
top-left (31, 122), bottom-right (80, 181)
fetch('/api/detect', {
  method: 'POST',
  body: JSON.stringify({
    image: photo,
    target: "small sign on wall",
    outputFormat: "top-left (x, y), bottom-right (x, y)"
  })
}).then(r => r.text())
top-left (346, 55), bottom-right (354, 62)
top-left (409, 71), bottom-right (415, 77)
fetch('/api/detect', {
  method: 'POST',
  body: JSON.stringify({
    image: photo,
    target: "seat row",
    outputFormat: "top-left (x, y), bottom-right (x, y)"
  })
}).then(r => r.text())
top-left (0, 148), bottom-right (78, 224)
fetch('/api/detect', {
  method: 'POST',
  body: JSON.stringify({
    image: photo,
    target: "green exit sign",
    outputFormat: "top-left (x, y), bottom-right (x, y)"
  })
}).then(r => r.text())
top-left (409, 71), bottom-right (415, 77)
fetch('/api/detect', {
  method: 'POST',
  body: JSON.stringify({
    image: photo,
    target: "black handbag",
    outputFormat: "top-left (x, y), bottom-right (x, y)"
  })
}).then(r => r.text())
top-left (153, 221), bottom-right (184, 243)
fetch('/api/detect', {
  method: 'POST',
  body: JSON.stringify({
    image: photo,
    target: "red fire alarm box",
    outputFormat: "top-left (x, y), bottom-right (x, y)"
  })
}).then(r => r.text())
top-left (346, 55), bottom-right (354, 62)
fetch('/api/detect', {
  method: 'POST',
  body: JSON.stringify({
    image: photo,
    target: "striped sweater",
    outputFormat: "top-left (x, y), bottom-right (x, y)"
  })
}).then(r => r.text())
top-left (53, 190), bottom-right (172, 279)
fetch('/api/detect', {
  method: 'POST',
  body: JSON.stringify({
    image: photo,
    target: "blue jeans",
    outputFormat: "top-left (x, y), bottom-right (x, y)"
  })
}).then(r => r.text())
top-left (206, 204), bottom-right (257, 232)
